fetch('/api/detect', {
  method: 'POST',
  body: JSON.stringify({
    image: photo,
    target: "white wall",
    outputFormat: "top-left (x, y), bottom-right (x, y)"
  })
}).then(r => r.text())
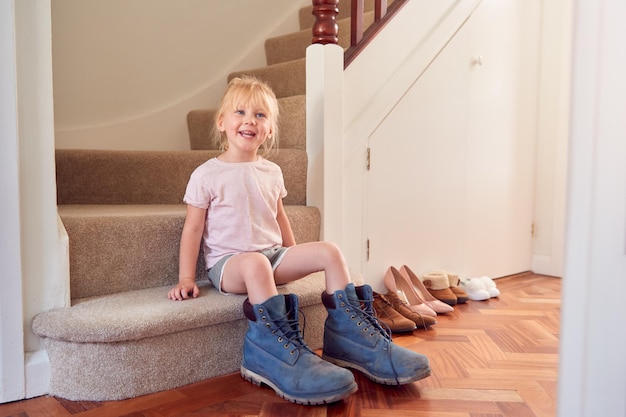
top-left (52, 0), bottom-right (309, 151)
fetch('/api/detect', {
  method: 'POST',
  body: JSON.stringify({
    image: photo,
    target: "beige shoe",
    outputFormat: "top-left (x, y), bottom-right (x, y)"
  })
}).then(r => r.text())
top-left (399, 266), bottom-right (455, 313)
top-left (420, 270), bottom-right (458, 306)
top-left (444, 271), bottom-right (469, 304)
top-left (383, 266), bottom-right (437, 317)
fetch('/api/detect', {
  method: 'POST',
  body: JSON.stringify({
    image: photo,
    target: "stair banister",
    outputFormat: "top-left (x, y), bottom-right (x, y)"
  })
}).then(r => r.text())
top-left (311, 0), bottom-right (340, 45)
top-left (345, 0), bottom-right (409, 66)
top-left (350, 0), bottom-right (365, 46)
top-left (310, 0), bottom-right (409, 66)
top-left (374, 0), bottom-right (388, 20)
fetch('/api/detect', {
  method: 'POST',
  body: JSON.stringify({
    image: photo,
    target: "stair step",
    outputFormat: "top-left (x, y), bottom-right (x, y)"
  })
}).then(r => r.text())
top-left (59, 204), bottom-right (320, 300)
top-left (56, 148), bottom-right (308, 206)
top-left (228, 58), bottom-right (305, 99)
top-left (188, 95), bottom-right (306, 150)
top-left (32, 272), bottom-right (327, 401)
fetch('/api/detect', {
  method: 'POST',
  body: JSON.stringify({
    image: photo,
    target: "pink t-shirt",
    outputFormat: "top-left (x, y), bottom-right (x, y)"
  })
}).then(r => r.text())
top-left (183, 157), bottom-right (287, 269)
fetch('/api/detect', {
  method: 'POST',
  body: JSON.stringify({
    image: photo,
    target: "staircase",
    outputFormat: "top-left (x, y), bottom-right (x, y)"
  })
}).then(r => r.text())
top-left (32, 0), bottom-right (378, 402)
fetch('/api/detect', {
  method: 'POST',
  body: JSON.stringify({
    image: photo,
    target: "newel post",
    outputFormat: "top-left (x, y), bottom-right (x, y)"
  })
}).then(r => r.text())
top-left (311, 0), bottom-right (339, 45)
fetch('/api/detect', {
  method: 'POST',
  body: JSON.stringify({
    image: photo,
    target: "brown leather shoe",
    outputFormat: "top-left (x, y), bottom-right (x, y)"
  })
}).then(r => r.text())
top-left (372, 292), bottom-right (417, 333)
top-left (384, 291), bottom-right (437, 329)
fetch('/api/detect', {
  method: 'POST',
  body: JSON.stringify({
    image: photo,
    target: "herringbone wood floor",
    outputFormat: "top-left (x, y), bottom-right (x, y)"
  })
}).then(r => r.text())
top-left (1, 273), bottom-right (560, 417)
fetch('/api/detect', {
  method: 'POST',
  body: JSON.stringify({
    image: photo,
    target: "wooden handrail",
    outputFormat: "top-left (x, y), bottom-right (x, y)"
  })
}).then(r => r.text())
top-left (311, 0), bottom-right (409, 67)
top-left (344, 0), bottom-right (408, 67)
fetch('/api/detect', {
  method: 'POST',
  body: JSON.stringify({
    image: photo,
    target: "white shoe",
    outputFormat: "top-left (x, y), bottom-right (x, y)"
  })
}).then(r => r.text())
top-left (478, 276), bottom-right (500, 298)
top-left (460, 278), bottom-right (490, 301)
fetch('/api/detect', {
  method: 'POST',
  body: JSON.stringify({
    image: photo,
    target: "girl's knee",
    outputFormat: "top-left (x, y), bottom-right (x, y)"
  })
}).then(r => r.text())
top-left (323, 240), bottom-right (342, 254)
top-left (223, 252), bottom-right (277, 301)
top-left (232, 252), bottom-right (272, 275)
top-left (314, 241), bottom-right (345, 263)
top-left (244, 251), bottom-right (271, 265)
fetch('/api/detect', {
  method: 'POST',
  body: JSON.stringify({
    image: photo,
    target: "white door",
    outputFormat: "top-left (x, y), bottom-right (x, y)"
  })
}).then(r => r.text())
top-left (364, 0), bottom-right (540, 291)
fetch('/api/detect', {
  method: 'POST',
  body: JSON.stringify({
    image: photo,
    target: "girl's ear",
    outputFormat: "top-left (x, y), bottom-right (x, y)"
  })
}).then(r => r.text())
top-left (216, 115), bottom-right (225, 132)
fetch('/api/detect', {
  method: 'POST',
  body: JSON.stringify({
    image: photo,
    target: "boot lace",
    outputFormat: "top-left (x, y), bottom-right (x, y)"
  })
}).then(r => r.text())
top-left (346, 293), bottom-right (401, 384)
top-left (269, 308), bottom-right (313, 356)
top-left (351, 296), bottom-right (393, 341)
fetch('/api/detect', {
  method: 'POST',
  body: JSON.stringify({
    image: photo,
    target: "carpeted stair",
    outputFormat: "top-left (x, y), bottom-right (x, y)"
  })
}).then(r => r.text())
top-left (34, 152), bottom-right (324, 402)
top-left (32, 0), bottom-right (377, 401)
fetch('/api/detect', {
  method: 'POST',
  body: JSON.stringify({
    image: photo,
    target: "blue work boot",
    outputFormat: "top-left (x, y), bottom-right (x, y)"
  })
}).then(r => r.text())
top-left (321, 283), bottom-right (432, 385)
top-left (241, 293), bottom-right (358, 405)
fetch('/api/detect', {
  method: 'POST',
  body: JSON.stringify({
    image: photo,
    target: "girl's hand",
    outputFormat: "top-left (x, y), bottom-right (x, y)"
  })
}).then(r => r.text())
top-left (168, 279), bottom-right (200, 300)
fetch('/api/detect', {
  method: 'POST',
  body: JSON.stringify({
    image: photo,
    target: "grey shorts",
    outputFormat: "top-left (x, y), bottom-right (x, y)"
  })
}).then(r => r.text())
top-left (207, 246), bottom-right (290, 295)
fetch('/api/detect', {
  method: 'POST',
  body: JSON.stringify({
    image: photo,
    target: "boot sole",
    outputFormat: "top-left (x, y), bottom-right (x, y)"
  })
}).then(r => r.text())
top-left (240, 365), bottom-right (358, 405)
top-left (322, 355), bottom-right (432, 385)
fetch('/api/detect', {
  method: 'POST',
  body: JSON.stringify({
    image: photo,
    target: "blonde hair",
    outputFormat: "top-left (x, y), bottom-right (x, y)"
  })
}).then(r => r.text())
top-left (213, 75), bottom-right (280, 156)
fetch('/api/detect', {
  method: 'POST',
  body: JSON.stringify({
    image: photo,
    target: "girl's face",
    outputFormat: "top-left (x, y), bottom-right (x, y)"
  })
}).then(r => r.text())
top-left (217, 103), bottom-right (273, 160)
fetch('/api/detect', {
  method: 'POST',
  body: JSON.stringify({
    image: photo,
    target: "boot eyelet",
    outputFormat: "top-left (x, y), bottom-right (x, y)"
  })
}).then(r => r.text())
top-left (284, 343), bottom-right (290, 349)
top-left (277, 337), bottom-right (283, 342)
top-left (357, 321), bottom-right (363, 326)
top-left (258, 308), bottom-right (264, 314)
top-left (265, 323), bottom-right (271, 328)
top-left (290, 350), bottom-right (296, 355)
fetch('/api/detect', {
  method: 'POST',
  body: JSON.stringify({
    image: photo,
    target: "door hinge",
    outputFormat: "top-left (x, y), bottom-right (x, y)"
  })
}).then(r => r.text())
top-left (366, 147), bottom-right (371, 171)
top-left (531, 223), bottom-right (535, 237)
top-left (366, 238), bottom-right (370, 261)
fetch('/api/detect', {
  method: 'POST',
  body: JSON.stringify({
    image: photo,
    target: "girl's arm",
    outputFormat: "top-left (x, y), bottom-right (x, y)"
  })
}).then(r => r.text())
top-left (168, 204), bottom-right (206, 300)
top-left (276, 198), bottom-right (296, 247)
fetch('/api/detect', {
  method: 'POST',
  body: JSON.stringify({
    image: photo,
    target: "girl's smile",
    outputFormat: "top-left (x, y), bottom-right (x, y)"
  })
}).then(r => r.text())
top-left (218, 105), bottom-right (273, 161)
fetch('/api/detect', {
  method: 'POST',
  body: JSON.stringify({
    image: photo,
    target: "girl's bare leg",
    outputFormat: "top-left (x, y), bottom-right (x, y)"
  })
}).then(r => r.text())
top-left (274, 241), bottom-right (351, 294)
top-left (221, 252), bottom-right (278, 304)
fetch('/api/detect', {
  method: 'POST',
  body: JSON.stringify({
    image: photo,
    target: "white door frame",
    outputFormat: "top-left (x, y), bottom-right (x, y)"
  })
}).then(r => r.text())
top-left (0, 0), bottom-right (26, 403)
top-left (1, 0), bottom-right (58, 402)
top-left (557, 0), bottom-right (626, 416)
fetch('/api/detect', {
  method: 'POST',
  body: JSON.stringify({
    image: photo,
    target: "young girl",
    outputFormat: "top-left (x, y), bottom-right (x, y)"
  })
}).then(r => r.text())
top-left (168, 76), bottom-right (430, 405)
